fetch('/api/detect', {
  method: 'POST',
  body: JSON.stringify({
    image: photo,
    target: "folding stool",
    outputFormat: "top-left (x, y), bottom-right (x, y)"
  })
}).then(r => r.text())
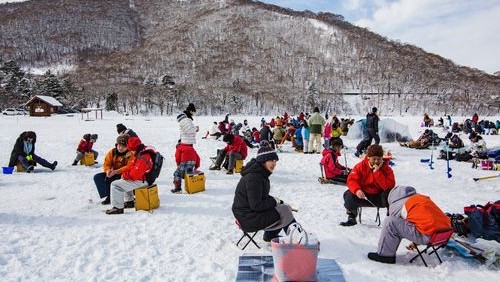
top-left (235, 220), bottom-right (260, 250)
top-left (409, 229), bottom-right (454, 267)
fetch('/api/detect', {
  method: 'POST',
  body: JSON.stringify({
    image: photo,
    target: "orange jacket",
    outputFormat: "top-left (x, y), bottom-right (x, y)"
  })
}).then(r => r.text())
top-left (346, 157), bottom-right (395, 195)
top-left (102, 148), bottom-right (133, 175)
top-left (405, 194), bottom-right (451, 235)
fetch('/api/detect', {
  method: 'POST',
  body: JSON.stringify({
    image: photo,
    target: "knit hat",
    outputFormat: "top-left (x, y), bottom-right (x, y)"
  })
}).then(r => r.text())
top-left (116, 123), bottom-right (127, 134)
top-left (372, 107), bottom-right (378, 113)
top-left (366, 144), bottom-right (383, 157)
top-left (127, 136), bottom-right (142, 152)
top-left (313, 106), bottom-right (320, 113)
top-left (186, 103), bottom-right (196, 113)
top-left (222, 133), bottom-right (234, 144)
top-left (256, 146), bottom-right (279, 163)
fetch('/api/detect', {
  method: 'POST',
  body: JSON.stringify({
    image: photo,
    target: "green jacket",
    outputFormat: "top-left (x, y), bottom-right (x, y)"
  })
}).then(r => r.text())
top-left (308, 113), bottom-right (326, 134)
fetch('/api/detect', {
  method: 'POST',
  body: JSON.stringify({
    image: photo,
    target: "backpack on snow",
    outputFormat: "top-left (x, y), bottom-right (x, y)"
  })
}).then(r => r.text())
top-left (139, 150), bottom-right (164, 185)
top-left (464, 201), bottom-right (500, 242)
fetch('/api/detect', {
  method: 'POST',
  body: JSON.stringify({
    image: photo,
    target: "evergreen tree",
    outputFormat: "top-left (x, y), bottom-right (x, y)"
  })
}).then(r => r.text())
top-left (36, 70), bottom-right (63, 99)
top-left (307, 82), bottom-right (320, 109)
top-left (105, 92), bottom-right (118, 111)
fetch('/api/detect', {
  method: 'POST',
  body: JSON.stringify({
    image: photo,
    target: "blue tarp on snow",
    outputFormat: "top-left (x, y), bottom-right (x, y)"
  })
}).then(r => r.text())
top-left (235, 254), bottom-right (345, 282)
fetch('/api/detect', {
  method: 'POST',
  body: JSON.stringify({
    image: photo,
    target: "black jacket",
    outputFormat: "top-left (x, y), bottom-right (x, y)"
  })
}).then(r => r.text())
top-left (232, 158), bottom-right (280, 232)
top-left (9, 131), bottom-right (36, 167)
top-left (365, 113), bottom-right (379, 131)
top-left (259, 126), bottom-right (272, 142)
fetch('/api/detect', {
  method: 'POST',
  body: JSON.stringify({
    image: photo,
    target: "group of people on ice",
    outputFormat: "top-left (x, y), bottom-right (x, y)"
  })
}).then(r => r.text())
top-left (7, 103), bottom-right (495, 266)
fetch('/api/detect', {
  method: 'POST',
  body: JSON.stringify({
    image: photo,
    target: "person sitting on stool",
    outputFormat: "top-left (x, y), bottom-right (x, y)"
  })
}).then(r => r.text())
top-left (340, 144), bottom-right (395, 226)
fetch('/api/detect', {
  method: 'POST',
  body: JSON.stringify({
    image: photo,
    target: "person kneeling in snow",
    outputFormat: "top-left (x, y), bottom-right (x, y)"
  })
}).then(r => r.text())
top-left (232, 146), bottom-right (296, 242)
top-left (367, 186), bottom-right (451, 264)
top-left (106, 136), bottom-right (154, 215)
top-left (8, 131), bottom-right (57, 172)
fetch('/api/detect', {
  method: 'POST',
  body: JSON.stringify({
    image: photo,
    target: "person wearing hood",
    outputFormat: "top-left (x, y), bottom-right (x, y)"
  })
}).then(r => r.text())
top-left (177, 103), bottom-right (198, 145)
top-left (341, 144), bottom-right (395, 226)
top-left (106, 136), bottom-right (154, 214)
top-left (232, 146), bottom-right (295, 242)
top-left (367, 186), bottom-right (451, 264)
top-left (8, 131), bottom-right (57, 172)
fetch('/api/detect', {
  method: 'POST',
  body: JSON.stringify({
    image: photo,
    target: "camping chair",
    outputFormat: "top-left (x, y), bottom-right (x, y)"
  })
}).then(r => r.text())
top-left (235, 219), bottom-right (260, 250)
top-left (409, 229), bottom-right (454, 267)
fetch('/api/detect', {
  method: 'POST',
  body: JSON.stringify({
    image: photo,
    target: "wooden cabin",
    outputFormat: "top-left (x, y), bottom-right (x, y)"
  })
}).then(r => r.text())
top-left (25, 95), bottom-right (63, 117)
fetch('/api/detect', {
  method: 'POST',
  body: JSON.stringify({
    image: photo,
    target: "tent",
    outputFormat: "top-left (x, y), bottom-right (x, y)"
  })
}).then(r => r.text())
top-left (347, 118), bottom-right (411, 142)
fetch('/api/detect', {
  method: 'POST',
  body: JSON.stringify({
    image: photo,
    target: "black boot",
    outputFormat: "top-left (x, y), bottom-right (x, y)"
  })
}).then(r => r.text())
top-left (72, 160), bottom-right (78, 166)
top-left (124, 201), bottom-right (135, 209)
top-left (105, 207), bottom-right (124, 214)
top-left (367, 252), bottom-right (396, 264)
top-left (101, 196), bottom-right (110, 205)
top-left (50, 161), bottom-right (58, 171)
top-left (209, 165), bottom-right (221, 171)
top-left (263, 229), bottom-right (281, 242)
top-left (171, 187), bottom-right (182, 194)
top-left (340, 212), bottom-right (357, 227)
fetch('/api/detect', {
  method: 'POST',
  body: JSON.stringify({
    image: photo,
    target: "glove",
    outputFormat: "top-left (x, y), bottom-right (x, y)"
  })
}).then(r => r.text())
top-left (273, 197), bottom-right (284, 205)
top-left (373, 162), bottom-right (383, 172)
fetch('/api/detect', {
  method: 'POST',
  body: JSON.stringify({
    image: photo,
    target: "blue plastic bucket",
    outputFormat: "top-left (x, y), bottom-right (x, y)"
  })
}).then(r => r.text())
top-left (2, 167), bottom-right (14, 174)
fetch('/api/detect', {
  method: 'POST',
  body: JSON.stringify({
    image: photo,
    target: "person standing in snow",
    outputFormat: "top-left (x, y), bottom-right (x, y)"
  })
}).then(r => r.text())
top-left (355, 107), bottom-right (380, 157)
top-left (232, 146), bottom-right (296, 242)
top-left (307, 106), bottom-right (326, 153)
top-left (177, 103), bottom-right (198, 144)
top-left (340, 144), bottom-right (395, 226)
top-left (367, 185), bottom-right (451, 264)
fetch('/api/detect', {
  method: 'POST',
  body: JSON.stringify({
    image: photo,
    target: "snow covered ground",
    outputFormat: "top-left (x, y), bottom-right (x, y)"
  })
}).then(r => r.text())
top-left (0, 113), bottom-right (499, 281)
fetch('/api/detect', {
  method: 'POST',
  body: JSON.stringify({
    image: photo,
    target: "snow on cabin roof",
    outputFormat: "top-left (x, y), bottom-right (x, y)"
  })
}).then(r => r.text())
top-left (25, 95), bottom-right (63, 107)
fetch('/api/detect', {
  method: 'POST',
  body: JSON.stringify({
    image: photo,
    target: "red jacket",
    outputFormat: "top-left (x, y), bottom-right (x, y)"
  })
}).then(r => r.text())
top-left (77, 139), bottom-right (94, 153)
top-left (346, 157), bottom-right (395, 195)
top-left (320, 148), bottom-right (346, 179)
top-left (122, 148), bottom-right (153, 181)
top-left (224, 135), bottom-right (248, 159)
top-left (175, 143), bottom-right (200, 168)
top-left (253, 131), bottom-right (261, 142)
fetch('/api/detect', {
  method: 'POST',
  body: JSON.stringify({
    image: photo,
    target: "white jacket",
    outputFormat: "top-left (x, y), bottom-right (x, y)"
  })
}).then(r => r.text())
top-left (177, 112), bottom-right (196, 144)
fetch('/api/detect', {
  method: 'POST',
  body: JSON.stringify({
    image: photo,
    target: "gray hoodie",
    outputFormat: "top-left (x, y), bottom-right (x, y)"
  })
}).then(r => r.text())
top-left (388, 186), bottom-right (417, 217)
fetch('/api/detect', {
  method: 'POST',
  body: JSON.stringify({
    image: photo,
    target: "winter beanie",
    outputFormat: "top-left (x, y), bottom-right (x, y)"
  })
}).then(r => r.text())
top-left (366, 144), bottom-right (383, 157)
top-left (313, 106), bottom-right (320, 113)
top-left (127, 136), bottom-right (142, 152)
top-left (222, 133), bottom-right (234, 144)
top-left (372, 107), bottom-right (378, 113)
top-left (186, 103), bottom-right (196, 113)
top-left (116, 123), bottom-right (127, 134)
top-left (256, 146), bottom-right (279, 163)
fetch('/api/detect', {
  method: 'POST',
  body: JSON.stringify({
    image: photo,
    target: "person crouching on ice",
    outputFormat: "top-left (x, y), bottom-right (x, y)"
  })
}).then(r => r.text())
top-left (367, 186), bottom-right (451, 264)
top-left (171, 142), bottom-right (200, 193)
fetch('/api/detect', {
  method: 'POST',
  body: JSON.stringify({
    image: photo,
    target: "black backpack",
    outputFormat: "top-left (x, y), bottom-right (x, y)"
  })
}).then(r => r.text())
top-left (140, 149), bottom-right (164, 185)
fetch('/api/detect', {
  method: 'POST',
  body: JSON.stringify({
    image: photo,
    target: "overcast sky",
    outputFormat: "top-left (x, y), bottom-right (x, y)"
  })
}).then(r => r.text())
top-left (260, 0), bottom-right (500, 74)
top-left (1, 0), bottom-right (499, 74)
